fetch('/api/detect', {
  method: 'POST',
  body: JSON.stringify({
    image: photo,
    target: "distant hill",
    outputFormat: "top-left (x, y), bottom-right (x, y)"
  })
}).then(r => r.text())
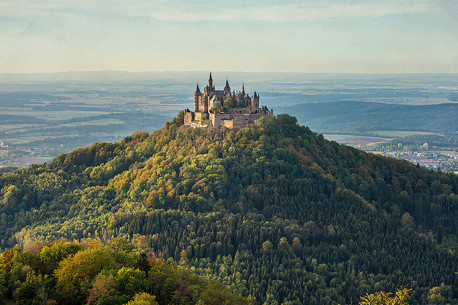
top-left (278, 101), bottom-right (458, 134)
top-left (0, 113), bottom-right (456, 304)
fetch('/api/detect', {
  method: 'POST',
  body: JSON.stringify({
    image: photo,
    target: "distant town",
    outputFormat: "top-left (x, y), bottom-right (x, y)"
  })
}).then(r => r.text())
top-left (377, 151), bottom-right (458, 174)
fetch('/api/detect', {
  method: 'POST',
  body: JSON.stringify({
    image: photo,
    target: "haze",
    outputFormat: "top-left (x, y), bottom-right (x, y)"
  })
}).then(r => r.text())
top-left (1, 0), bottom-right (457, 74)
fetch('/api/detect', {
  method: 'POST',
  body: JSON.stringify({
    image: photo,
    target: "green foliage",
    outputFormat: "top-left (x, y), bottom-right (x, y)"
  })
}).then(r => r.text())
top-left (0, 265), bottom-right (5, 305)
top-left (115, 267), bottom-right (148, 297)
top-left (37, 241), bottom-right (81, 275)
top-left (0, 241), bottom-right (246, 305)
top-left (223, 98), bottom-right (234, 109)
top-left (236, 100), bottom-right (246, 108)
top-left (0, 114), bottom-right (457, 304)
top-left (126, 292), bottom-right (158, 305)
top-left (55, 246), bottom-right (117, 304)
top-left (87, 273), bottom-right (116, 305)
top-left (427, 283), bottom-right (454, 304)
top-left (13, 272), bottom-right (42, 305)
top-left (360, 288), bottom-right (412, 305)
top-left (198, 282), bottom-right (247, 305)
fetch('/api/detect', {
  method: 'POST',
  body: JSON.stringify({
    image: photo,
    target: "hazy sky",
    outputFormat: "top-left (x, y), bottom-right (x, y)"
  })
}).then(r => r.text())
top-left (0, 0), bottom-right (457, 73)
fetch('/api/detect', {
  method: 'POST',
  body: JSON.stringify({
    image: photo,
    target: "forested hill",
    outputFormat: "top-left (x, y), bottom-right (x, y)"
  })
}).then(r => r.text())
top-left (278, 101), bottom-right (458, 133)
top-left (0, 113), bottom-right (457, 304)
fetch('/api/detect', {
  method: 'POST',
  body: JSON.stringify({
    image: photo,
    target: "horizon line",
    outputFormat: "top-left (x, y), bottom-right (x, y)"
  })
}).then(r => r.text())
top-left (1, 70), bottom-right (458, 76)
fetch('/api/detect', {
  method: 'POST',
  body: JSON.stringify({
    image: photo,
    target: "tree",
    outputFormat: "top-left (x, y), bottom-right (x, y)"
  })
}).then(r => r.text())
top-left (223, 98), bottom-right (234, 110)
top-left (360, 288), bottom-right (412, 305)
top-left (136, 253), bottom-right (150, 275)
top-left (261, 240), bottom-right (273, 253)
top-left (197, 282), bottom-right (247, 305)
top-left (55, 247), bottom-right (117, 304)
top-left (38, 241), bottom-right (81, 275)
top-left (114, 267), bottom-right (148, 298)
top-left (126, 292), bottom-right (158, 305)
top-left (0, 265), bottom-right (5, 305)
top-left (278, 237), bottom-right (291, 253)
top-left (291, 237), bottom-right (302, 255)
top-left (87, 274), bottom-right (116, 305)
top-left (427, 284), bottom-right (454, 304)
top-left (13, 273), bottom-right (41, 305)
top-left (110, 238), bottom-right (136, 267)
top-left (1, 185), bottom-right (19, 208)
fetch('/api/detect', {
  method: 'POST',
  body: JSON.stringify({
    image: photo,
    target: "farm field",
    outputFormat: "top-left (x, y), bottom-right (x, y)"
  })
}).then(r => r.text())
top-left (324, 134), bottom-right (391, 145)
top-left (368, 130), bottom-right (443, 137)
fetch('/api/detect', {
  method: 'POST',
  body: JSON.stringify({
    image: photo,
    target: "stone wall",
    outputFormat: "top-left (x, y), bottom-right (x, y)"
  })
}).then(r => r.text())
top-left (194, 112), bottom-right (209, 122)
top-left (222, 119), bottom-right (234, 128)
top-left (211, 112), bottom-right (273, 128)
top-left (184, 112), bottom-right (193, 125)
top-left (229, 108), bottom-right (252, 115)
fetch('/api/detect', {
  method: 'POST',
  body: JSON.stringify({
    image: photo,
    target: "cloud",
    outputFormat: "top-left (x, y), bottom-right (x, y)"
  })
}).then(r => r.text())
top-left (150, 2), bottom-right (434, 23)
top-left (0, 0), bottom-right (436, 22)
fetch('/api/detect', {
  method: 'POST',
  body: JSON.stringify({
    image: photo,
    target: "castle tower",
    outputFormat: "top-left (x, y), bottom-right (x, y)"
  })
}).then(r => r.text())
top-left (224, 78), bottom-right (231, 95)
top-left (205, 72), bottom-right (215, 95)
top-left (251, 92), bottom-right (259, 111)
top-left (194, 83), bottom-right (201, 112)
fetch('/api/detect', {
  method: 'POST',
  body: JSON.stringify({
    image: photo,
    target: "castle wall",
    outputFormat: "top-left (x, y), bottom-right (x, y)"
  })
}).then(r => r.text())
top-left (211, 113), bottom-right (231, 127)
top-left (229, 108), bottom-right (252, 115)
top-left (184, 112), bottom-right (193, 125)
top-left (222, 119), bottom-right (234, 128)
top-left (194, 112), bottom-right (209, 122)
top-left (211, 112), bottom-right (273, 128)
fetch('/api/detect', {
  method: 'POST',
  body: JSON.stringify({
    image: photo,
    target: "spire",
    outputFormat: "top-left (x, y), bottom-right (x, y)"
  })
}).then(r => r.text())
top-left (195, 82), bottom-right (201, 94)
top-left (242, 83), bottom-right (245, 94)
top-left (208, 72), bottom-right (213, 88)
top-left (225, 78), bottom-right (230, 89)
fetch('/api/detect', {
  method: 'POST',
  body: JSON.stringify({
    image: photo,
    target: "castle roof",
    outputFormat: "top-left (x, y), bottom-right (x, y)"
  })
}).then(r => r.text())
top-left (225, 79), bottom-right (230, 89)
top-left (195, 83), bottom-right (201, 93)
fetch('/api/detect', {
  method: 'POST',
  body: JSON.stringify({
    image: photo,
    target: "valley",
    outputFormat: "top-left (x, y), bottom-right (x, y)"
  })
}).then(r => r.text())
top-left (0, 73), bottom-right (456, 171)
top-left (0, 114), bottom-right (456, 304)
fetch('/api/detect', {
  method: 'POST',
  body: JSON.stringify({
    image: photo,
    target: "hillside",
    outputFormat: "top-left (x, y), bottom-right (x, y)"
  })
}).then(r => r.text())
top-left (0, 240), bottom-right (247, 305)
top-left (0, 113), bottom-right (457, 304)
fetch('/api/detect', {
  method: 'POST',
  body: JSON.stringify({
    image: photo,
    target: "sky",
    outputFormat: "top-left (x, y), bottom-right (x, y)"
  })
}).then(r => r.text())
top-left (0, 0), bottom-right (457, 74)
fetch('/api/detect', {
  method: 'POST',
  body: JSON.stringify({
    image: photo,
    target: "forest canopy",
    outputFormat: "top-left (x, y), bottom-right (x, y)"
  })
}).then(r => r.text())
top-left (0, 239), bottom-right (247, 305)
top-left (0, 113), bottom-right (456, 304)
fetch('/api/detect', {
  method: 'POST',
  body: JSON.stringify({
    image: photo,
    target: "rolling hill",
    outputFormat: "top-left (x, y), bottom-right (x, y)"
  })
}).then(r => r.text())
top-left (278, 101), bottom-right (458, 134)
top-left (0, 113), bottom-right (456, 304)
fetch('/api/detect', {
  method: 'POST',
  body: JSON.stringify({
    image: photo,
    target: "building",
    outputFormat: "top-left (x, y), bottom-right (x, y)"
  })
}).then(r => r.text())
top-left (184, 73), bottom-right (274, 128)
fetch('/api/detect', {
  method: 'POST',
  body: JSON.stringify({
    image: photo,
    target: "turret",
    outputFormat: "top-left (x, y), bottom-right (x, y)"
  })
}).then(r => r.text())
top-left (224, 78), bottom-right (231, 95)
top-left (208, 72), bottom-right (213, 88)
top-left (250, 91), bottom-right (260, 111)
top-left (194, 83), bottom-right (201, 112)
top-left (205, 72), bottom-right (215, 95)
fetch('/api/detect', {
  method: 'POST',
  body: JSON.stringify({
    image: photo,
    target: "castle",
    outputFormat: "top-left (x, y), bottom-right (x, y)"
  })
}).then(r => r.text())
top-left (184, 73), bottom-right (274, 128)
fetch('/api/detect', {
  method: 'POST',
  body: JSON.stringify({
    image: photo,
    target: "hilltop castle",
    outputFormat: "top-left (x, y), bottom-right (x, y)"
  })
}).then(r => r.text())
top-left (184, 73), bottom-right (274, 128)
